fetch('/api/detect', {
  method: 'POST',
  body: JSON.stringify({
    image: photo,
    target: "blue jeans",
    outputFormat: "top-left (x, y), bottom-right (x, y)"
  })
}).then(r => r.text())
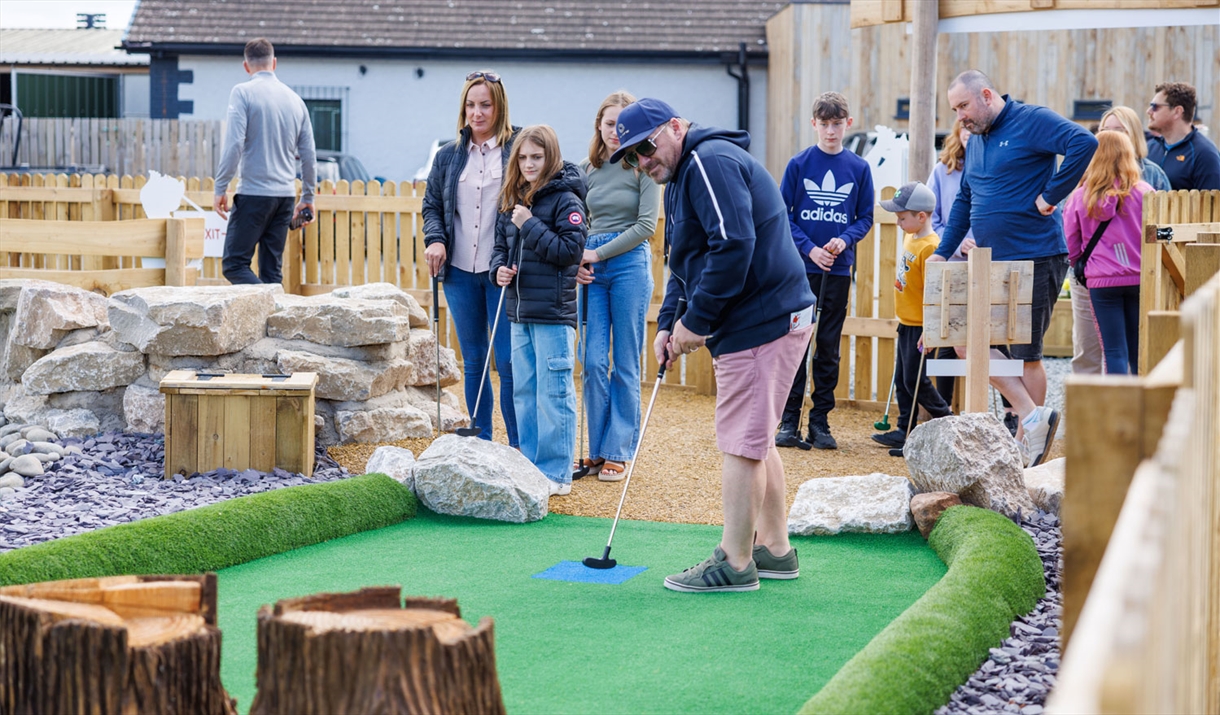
top-left (1090, 284), bottom-right (1140, 375)
top-left (511, 322), bottom-right (577, 484)
top-left (583, 233), bottom-right (653, 462)
top-left (442, 266), bottom-right (518, 446)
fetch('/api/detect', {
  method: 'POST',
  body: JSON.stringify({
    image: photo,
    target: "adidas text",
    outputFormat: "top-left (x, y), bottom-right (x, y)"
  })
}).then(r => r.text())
top-left (800, 207), bottom-right (849, 223)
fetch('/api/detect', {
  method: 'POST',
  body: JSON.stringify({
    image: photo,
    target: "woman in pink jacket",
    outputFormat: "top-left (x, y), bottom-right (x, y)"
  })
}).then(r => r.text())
top-left (1063, 131), bottom-right (1152, 375)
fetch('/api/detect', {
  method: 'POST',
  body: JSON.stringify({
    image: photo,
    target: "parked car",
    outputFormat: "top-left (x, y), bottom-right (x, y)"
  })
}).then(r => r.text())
top-left (412, 139), bottom-right (450, 182)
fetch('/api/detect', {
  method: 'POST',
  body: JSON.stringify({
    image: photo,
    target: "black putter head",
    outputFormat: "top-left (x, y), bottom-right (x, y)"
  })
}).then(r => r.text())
top-left (583, 546), bottom-right (616, 570)
top-left (572, 463), bottom-right (591, 480)
top-left (455, 426), bottom-right (482, 437)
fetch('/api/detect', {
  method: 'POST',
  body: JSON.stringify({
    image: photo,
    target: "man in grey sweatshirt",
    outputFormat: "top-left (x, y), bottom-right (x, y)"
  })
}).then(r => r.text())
top-left (214, 38), bottom-right (316, 285)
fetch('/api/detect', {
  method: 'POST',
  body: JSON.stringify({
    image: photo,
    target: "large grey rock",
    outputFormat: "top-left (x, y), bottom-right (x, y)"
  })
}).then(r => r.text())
top-left (266, 296), bottom-right (411, 347)
top-left (277, 349), bottom-right (416, 401)
top-left (109, 285), bottom-right (278, 356)
top-left (0, 280), bottom-right (31, 313)
top-left (1024, 457), bottom-right (1065, 516)
top-left (22, 342), bottom-right (145, 394)
top-left (331, 283), bottom-right (430, 328)
top-left (1, 341), bottom-right (49, 382)
top-left (9, 454), bottom-right (43, 478)
top-left (123, 384), bottom-right (165, 434)
top-left (335, 405), bottom-right (432, 443)
top-left (364, 446), bottom-right (417, 490)
top-left (240, 335), bottom-right (404, 365)
top-left (2, 387), bottom-right (49, 426)
top-left (404, 329), bottom-right (460, 387)
top-left (46, 409), bottom-right (101, 439)
top-left (10, 281), bottom-right (110, 349)
top-left (143, 351), bottom-right (275, 386)
top-left (905, 413), bottom-right (1035, 519)
top-left (403, 386), bottom-right (469, 432)
top-left (413, 434), bottom-right (549, 523)
top-left (788, 474), bottom-right (915, 535)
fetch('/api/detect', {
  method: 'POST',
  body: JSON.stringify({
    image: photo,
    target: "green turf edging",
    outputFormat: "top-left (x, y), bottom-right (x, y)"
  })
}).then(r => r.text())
top-left (0, 473), bottom-right (415, 586)
top-left (798, 505), bottom-right (1045, 715)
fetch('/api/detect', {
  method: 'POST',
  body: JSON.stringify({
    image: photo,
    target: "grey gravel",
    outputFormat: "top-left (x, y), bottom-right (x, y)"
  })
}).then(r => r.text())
top-left (0, 430), bottom-right (351, 552)
top-left (935, 509), bottom-right (1062, 715)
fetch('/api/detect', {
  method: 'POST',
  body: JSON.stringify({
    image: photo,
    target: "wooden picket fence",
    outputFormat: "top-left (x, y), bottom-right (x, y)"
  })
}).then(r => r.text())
top-left (0, 118), bottom-right (223, 179)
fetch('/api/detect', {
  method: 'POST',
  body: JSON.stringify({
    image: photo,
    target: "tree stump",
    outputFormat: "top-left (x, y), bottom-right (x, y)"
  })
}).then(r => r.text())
top-left (0, 573), bottom-right (236, 714)
top-left (249, 587), bottom-right (505, 715)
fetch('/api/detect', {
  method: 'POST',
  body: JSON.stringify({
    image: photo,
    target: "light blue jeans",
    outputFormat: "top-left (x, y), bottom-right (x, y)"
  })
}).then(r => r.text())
top-left (511, 322), bottom-right (577, 485)
top-left (584, 233), bottom-right (653, 462)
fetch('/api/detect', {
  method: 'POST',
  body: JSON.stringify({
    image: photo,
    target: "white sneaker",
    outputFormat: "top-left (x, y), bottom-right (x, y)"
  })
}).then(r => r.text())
top-left (547, 479), bottom-right (571, 496)
top-left (1021, 407), bottom-right (1060, 468)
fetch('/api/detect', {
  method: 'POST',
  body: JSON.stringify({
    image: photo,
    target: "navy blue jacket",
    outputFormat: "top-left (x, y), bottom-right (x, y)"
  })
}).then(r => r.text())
top-left (658, 126), bottom-right (815, 357)
top-left (937, 97), bottom-right (1098, 261)
top-left (1148, 128), bottom-right (1220, 191)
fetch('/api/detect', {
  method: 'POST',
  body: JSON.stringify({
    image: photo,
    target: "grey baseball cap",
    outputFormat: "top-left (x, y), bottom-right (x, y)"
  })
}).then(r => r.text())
top-left (879, 181), bottom-right (936, 213)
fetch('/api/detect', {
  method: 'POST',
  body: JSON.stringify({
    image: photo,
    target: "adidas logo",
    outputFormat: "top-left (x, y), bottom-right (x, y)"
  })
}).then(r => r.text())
top-left (804, 171), bottom-right (854, 207)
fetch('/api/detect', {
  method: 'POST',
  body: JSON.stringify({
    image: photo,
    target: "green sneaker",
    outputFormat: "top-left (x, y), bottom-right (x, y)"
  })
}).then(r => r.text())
top-left (753, 544), bottom-right (799, 579)
top-left (663, 547), bottom-right (759, 593)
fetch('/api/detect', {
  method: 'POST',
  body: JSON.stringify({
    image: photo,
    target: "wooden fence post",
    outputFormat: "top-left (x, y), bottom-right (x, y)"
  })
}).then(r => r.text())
top-left (165, 218), bottom-right (187, 287)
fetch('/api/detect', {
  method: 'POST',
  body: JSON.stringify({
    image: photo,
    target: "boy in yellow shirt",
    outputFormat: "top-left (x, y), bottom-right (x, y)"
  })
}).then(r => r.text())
top-left (873, 181), bottom-right (952, 450)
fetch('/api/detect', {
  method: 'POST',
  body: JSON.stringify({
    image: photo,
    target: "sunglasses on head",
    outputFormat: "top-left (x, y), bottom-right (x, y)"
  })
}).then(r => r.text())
top-left (466, 71), bottom-right (501, 83)
top-left (623, 124), bottom-right (668, 168)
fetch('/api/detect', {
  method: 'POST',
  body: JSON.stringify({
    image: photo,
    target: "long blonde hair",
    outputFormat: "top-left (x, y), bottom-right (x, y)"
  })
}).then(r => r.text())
top-left (1099, 105), bottom-right (1149, 161)
top-left (938, 119), bottom-right (967, 174)
top-left (1079, 131), bottom-right (1141, 219)
top-left (456, 72), bottom-right (512, 146)
top-left (499, 125), bottom-right (563, 212)
top-left (587, 91), bottom-right (636, 169)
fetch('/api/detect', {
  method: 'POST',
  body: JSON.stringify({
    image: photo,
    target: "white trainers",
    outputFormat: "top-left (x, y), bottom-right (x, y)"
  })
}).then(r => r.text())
top-left (1021, 407), bottom-right (1060, 468)
top-left (546, 479), bottom-right (571, 496)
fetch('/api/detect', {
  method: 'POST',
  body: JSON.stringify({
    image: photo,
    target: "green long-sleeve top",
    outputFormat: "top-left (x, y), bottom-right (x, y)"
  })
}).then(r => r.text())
top-left (579, 158), bottom-right (661, 260)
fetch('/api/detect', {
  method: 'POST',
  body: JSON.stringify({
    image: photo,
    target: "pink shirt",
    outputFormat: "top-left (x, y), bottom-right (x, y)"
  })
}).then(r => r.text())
top-left (451, 136), bottom-right (502, 273)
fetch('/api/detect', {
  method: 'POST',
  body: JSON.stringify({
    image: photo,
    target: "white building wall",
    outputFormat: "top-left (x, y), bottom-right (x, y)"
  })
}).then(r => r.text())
top-left (178, 54), bottom-right (768, 182)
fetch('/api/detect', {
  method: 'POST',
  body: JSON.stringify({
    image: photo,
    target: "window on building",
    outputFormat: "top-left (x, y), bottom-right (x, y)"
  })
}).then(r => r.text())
top-left (1072, 100), bottom-right (1112, 122)
top-left (306, 99), bottom-right (342, 152)
top-left (15, 73), bottom-right (119, 118)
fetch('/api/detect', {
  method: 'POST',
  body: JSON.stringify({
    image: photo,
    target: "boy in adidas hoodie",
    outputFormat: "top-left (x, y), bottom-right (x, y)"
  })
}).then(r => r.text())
top-left (776, 92), bottom-right (875, 450)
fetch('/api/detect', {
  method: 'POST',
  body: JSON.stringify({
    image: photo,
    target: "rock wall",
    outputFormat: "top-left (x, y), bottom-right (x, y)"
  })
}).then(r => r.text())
top-left (0, 280), bottom-right (467, 445)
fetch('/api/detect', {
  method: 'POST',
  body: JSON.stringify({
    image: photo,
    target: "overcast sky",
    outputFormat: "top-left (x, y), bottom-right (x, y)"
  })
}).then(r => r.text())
top-left (0, 0), bottom-right (139, 29)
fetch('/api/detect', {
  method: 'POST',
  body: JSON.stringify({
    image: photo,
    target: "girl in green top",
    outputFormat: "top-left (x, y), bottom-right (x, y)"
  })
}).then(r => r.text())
top-left (575, 91), bottom-right (662, 481)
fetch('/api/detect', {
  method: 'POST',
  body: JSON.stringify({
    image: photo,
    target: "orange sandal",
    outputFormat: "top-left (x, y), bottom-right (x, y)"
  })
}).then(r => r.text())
top-left (598, 460), bottom-right (627, 482)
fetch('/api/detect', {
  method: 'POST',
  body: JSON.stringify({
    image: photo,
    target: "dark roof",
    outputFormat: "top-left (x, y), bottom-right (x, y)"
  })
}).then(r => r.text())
top-left (123, 0), bottom-right (787, 59)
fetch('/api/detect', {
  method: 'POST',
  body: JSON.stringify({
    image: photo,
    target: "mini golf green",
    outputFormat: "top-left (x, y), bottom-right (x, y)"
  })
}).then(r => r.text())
top-left (216, 509), bottom-right (946, 714)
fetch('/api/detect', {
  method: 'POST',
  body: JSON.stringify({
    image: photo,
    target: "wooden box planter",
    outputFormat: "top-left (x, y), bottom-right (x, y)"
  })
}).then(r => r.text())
top-left (1043, 297), bottom-right (1074, 359)
top-left (160, 371), bottom-right (318, 479)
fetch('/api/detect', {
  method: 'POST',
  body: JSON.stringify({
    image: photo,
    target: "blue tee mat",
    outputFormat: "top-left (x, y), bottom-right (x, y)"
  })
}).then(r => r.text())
top-left (533, 560), bottom-right (647, 584)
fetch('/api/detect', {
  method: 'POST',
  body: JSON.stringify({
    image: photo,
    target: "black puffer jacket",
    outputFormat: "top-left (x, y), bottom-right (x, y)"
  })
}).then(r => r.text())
top-left (490, 162), bottom-right (587, 328)
top-left (421, 125), bottom-right (521, 269)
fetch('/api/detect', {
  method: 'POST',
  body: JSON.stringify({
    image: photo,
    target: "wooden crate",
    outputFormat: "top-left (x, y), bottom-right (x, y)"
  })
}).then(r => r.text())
top-left (159, 371), bottom-right (318, 479)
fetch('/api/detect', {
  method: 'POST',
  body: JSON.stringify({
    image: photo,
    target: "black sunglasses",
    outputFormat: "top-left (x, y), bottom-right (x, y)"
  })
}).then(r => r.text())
top-left (466, 71), bottom-right (501, 83)
top-left (623, 125), bottom-right (668, 168)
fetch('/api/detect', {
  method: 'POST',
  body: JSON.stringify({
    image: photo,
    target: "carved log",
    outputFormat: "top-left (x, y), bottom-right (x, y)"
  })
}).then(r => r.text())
top-left (250, 587), bottom-right (505, 715)
top-left (0, 573), bottom-right (236, 714)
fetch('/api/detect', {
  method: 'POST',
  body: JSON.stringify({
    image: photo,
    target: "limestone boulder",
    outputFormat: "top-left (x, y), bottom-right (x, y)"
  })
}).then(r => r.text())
top-left (266, 296), bottom-right (411, 347)
top-left (1024, 457), bottom-right (1065, 516)
top-left (413, 434), bottom-right (549, 523)
top-left (123, 384), bottom-right (165, 434)
top-left (277, 349), bottom-right (416, 402)
top-left (10, 281), bottom-right (110, 349)
top-left (905, 413), bottom-right (1034, 519)
top-left (143, 351), bottom-right (276, 385)
top-left (788, 474), bottom-right (915, 536)
top-left (404, 329), bottom-right (460, 387)
top-left (1, 341), bottom-right (48, 382)
top-left (335, 405), bottom-right (432, 443)
top-left (45, 409), bottom-right (101, 439)
top-left (332, 283), bottom-right (430, 328)
top-left (240, 336), bottom-right (402, 365)
top-left (364, 446), bottom-right (417, 490)
top-left (1, 387), bottom-right (50, 426)
top-left (22, 342), bottom-right (145, 394)
top-left (910, 492), bottom-right (964, 539)
top-left (0, 280), bottom-right (31, 313)
top-left (109, 285), bottom-right (278, 356)
top-left (403, 386), bottom-right (469, 432)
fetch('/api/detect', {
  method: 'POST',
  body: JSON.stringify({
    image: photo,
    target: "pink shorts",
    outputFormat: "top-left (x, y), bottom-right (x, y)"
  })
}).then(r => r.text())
top-left (713, 324), bottom-right (814, 460)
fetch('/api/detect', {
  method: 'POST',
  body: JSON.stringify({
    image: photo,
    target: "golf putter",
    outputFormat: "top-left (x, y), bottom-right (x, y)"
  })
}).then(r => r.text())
top-left (584, 297), bottom-right (686, 569)
top-left (875, 353), bottom-right (898, 431)
top-left (890, 348), bottom-right (929, 458)
top-left (572, 282), bottom-right (592, 479)
top-left (433, 273), bottom-right (442, 436)
top-left (457, 237), bottom-right (523, 438)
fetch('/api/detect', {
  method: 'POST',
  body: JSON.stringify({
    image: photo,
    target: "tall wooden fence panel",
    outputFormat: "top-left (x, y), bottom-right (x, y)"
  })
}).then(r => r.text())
top-left (0, 118), bottom-right (223, 178)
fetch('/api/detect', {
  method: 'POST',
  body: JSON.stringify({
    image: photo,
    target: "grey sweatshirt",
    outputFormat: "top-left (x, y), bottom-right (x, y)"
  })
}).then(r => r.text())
top-left (214, 71), bottom-right (316, 202)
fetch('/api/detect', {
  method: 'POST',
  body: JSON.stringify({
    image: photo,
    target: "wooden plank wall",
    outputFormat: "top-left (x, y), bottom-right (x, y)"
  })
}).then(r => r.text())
top-left (767, 4), bottom-right (1219, 180)
top-left (0, 118), bottom-right (223, 178)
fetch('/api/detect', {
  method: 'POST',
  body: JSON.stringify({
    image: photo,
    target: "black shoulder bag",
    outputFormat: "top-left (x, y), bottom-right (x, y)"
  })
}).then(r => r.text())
top-left (1072, 218), bottom-right (1112, 288)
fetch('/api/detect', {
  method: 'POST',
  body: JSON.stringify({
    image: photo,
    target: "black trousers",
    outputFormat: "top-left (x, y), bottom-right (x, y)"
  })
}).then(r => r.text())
top-left (222, 194), bottom-right (295, 285)
top-left (781, 272), bottom-right (851, 431)
top-left (895, 323), bottom-right (952, 432)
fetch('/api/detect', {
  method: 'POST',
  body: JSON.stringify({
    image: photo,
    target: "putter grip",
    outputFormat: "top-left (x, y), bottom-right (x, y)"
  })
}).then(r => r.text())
top-left (432, 276), bottom-right (440, 321)
top-left (658, 297), bottom-right (688, 380)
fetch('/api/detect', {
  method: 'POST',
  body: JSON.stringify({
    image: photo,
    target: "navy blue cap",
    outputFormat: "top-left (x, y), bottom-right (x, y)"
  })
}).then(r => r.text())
top-left (608, 98), bottom-right (678, 165)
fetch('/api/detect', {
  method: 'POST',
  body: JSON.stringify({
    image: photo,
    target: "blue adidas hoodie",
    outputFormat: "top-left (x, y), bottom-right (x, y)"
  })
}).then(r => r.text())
top-left (936, 97), bottom-right (1098, 261)
top-left (657, 126), bottom-right (816, 357)
top-left (780, 146), bottom-right (875, 276)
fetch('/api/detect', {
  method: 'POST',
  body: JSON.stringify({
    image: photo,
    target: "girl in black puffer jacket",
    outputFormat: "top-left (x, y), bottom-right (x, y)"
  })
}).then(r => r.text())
top-left (491, 125), bottom-right (587, 495)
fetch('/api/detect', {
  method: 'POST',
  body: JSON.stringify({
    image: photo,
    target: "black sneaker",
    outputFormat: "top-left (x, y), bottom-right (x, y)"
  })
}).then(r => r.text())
top-left (775, 429), bottom-right (812, 450)
top-left (871, 430), bottom-right (906, 449)
top-left (807, 423), bottom-right (838, 450)
top-left (888, 448), bottom-right (904, 457)
top-left (1003, 412), bottom-right (1019, 437)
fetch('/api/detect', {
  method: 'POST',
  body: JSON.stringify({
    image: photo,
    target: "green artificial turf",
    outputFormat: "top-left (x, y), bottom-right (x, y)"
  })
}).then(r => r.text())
top-left (215, 509), bottom-right (947, 715)
top-left (0, 473), bottom-right (416, 586)
top-left (799, 506), bottom-right (1045, 715)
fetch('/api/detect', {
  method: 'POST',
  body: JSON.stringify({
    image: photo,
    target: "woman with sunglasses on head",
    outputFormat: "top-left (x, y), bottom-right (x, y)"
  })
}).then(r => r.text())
top-left (422, 71), bottom-right (521, 446)
top-left (573, 92), bottom-right (661, 482)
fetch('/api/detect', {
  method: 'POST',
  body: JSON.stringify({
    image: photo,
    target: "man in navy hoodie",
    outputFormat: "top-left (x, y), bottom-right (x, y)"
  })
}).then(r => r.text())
top-left (609, 98), bottom-right (815, 593)
top-left (931, 69), bottom-right (1097, 468)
